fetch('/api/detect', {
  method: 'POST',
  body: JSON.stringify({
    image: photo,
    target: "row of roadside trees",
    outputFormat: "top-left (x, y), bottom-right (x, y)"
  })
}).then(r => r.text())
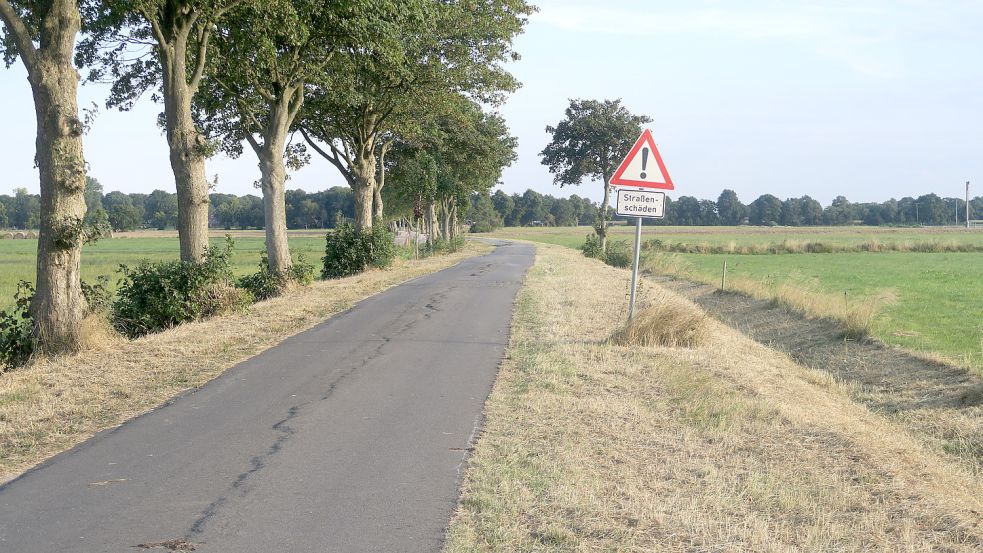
top-left (0, 0), bottom-right (532, 353)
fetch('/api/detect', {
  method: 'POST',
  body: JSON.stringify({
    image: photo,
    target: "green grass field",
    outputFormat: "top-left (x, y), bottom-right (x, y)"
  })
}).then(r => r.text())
top-left (674, 252), bottom-right (983, 369)
top-left (0, 232), bottom-right (326, 309)
top-left (493, 226), bottom-right (983, 370)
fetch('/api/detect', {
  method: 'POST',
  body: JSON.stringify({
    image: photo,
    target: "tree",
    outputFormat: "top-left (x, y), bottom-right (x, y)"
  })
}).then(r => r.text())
top-left (823, 195), bottom-right (854, 225)
top-left (748, 194), bottom-right (783, 225)
top-left (2, 0), bottom-right (90, 352)
top-left (83, 176), bottom-right (104, 217)
top-left (144, 189), bottom-right (178, 229)
top-left (11, 188), bottom-right (41, 229)
top-left (78, 0), bottom-right (245, 261)
top-left (800, 196), bottom-right (823, 225)
top-left (104, 190), bottom-right (143, 230)
top-left (698, 199), bottom-right (719, 225)
top-left (780, 197), bottom-right (803, 226)
top-left (215, 195), bottom-right (244, 229)
top-left (672, 196), bottom-right (702, 226)
top-left (491, 190), bottom-right (516, 226)
top-left (302, 0), bottom-right (531, 229)
top-left (915, 193), bottom-right (946, 225)
top-left (540, 98), bottom-right (651, 252)
top-left (197, 0), bottom-right (381, 273)
top-left (467, 191), bottom-right (503, 233)
top-left (716, 189), bottom-right (745, 225)
top-left (385, 98), bottom-right (516, 241)
top-left (550, 197), bottom-right (578, 227)
top-left (519, 189), bottom-right (546, 226)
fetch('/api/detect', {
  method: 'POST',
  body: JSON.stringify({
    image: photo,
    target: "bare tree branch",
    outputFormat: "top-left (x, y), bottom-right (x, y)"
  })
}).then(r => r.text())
top-left (0, 0), bottom-right (38, 72)
top-left (300, 128), bottom-right (354, 186)
top-left (377, 138), bottom-right (393, 192)
top-left (188, 22), bottom-right (212, 93)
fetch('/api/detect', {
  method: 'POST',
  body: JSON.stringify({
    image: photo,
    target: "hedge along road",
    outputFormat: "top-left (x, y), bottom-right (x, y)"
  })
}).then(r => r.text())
top-left (0, 241), bottom-right (535, 552)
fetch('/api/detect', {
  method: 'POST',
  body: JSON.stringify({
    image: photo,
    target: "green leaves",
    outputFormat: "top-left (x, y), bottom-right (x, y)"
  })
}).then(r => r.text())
top-left (540, 98), bottom-right (652, 187)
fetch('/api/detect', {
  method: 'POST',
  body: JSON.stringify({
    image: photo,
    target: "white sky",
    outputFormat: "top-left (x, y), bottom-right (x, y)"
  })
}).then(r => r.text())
top-left (1, 0), bottom-right (981, 205)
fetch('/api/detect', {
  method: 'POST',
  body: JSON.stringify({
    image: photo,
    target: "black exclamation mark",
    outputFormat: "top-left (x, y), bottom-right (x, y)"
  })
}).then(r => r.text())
top-left (640, 147), bottom-right (650, 179)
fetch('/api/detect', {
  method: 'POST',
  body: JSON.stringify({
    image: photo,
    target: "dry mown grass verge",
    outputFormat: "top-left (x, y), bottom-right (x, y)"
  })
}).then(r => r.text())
top-left (445, 244), bottom-right (983, 552)
top-left (0, 243), bottom-right (490, 482)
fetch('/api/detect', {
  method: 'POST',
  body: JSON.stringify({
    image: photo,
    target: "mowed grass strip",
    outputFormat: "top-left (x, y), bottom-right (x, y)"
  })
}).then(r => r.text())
top-left (445, 244), bottom-right (983, 552)
top-left (0, 242), bottom-right (491, 481)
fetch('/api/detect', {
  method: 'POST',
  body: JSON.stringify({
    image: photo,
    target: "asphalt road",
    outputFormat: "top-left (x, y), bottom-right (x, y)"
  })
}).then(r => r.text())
top-left (0, 241), bottom-right (534, 553)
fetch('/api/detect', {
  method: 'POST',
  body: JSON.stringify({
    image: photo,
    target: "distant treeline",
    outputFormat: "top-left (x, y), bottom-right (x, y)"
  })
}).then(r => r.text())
top-left (2, 181), bottom-right (979, 232)
top-left (0, 179), bottom-right (356, 232)
top-left (470, 189), bottom-right (983, 229)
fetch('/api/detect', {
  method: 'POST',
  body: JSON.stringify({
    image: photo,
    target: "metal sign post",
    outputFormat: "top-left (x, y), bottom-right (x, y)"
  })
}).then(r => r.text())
top-left (616, 188), bottom-right (666, 320)
top-left (610, 129), bottom-right (675, 322)
top-left (627, 216), bottom-right (643, 320)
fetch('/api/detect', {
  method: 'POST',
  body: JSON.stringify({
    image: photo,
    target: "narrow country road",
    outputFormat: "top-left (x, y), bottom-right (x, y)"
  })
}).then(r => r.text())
top-left (0, 241), bottom-right (534, 553)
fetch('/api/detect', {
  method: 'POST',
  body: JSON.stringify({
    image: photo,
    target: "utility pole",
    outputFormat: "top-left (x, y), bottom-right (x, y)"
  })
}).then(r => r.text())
top-left (968, 181), bottom-right (971, 229)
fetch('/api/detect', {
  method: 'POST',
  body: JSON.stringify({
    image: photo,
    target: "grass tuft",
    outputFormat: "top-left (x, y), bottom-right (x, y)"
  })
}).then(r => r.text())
top-left (610, 292), bottom-right (709, 348)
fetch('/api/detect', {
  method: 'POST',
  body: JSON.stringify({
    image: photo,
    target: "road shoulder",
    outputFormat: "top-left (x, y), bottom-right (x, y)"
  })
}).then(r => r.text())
top-left (445, 243), bottom-right (983, 551)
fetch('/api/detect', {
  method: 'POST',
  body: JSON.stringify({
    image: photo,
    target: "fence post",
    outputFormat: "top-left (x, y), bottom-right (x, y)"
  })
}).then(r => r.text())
top-left (721, 259), bottom-right (727, 292)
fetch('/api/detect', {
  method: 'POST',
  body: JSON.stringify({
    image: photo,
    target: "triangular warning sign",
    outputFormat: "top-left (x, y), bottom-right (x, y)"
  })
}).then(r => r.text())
top-left (610, 129), bottom-right (673, 190)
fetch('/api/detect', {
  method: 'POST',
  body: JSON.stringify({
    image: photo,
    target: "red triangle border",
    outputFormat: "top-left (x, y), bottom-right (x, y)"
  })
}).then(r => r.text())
top-left (610, 129), bottom-right (674, 190)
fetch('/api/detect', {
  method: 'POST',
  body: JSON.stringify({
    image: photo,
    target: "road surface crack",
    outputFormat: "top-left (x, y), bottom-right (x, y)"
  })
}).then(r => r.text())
top-left (187, 406), bottom-right (300, 537)
top-left (134, 538), bottom-right (197, 551)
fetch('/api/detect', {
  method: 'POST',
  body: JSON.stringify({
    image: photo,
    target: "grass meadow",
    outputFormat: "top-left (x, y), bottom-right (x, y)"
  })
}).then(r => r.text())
top-left (491, 225), bottom-right (983, 371)
top-left (0, 231), bottom-right (326, 309)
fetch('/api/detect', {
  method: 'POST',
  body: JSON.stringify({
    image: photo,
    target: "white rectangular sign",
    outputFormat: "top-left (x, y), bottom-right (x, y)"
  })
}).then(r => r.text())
top-left (616, 189), bottom-right (665, 219)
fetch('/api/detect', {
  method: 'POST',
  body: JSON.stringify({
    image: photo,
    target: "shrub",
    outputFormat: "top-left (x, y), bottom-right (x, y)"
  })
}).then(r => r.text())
top-left (582, 233), bottom-right (634, 268)
top-left (430, 236), bottom-right (466, 254)
top-left (0, 281), bottom-right (35, 369)
top-left (81, 275), bottom-right (113, 313)
top-left (322, 223), bottom-right (396, 279)
top-left (604, 240), bottom-right (633, 268)
top-left (239, 252), bottom-right (317, 301)
top-left (238, 268), bottom-right (286, 302)
top-left (289, 255), bottom-right (316, 285)
top-left (469, 221), bottom-right (496, 233)
top-left (581, 233), bottom-right (604, 259)
top-left (113, 238), bottom-right (251, 337)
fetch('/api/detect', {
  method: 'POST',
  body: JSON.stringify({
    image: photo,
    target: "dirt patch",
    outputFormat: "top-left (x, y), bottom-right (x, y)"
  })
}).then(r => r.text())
top-left (652, 274), bottom-right (983, 467)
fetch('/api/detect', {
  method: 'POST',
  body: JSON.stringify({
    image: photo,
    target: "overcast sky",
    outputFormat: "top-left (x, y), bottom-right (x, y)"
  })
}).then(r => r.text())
top-left (1, 0), bottom-right (980, 206)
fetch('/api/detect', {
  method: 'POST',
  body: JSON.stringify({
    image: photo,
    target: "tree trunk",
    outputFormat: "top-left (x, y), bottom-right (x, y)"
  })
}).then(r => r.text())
top-left (598, 180), bottom-right (611, 253)
top-left (3, 0), bottom-right (90, 353)
top-left (441, 199), bottom-right (452, 241)
top-left (372, 140), bottom-right (392, 222)
top-left (449, 201), bottom-right (458, 240)
top-left (257, 143), bottom-right (291, 274)
top-left (427, 202), bottom-right (438, 243)
top-left (251, 89), bottom-right (301, 275)
top-left (160, 26), bottom-right (210, 262)
top-left (351, 143), bottom-right (377, 229)
top-left (372, 186), bottom-right (384, 224)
